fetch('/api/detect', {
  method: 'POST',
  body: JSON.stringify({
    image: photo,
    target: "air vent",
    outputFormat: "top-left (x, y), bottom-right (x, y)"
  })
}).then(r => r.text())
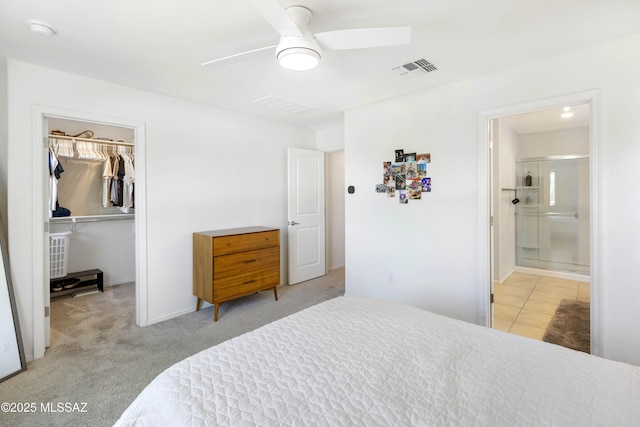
top-left (392, 58), bottom-right (438, 77)
top-left (252, 95), bottom-right (316, 115)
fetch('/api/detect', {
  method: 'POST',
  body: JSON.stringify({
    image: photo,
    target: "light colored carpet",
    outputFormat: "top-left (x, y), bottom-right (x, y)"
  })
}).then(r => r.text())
top-left (0, 268), bottom-right (344, 426)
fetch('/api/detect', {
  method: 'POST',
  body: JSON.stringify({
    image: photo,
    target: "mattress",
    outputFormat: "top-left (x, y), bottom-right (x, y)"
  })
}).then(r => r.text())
top-left (115, 296), bottom-right (640, 426)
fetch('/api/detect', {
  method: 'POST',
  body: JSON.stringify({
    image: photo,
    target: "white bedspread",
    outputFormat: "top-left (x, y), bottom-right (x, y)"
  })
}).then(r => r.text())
top-left (115, 296), bottom-right (640, 426)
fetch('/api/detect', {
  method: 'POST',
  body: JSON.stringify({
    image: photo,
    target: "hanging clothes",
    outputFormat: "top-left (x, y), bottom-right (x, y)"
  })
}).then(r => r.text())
top-left (110, 155), bottom-right (121, 206)
top-left (48, 145), bottom-right (71, 217)
top-left (48, 147), bottom-right (64, 211)
top-left (116, 155), bottom-right (125, 207)
top-left (53, 138), bottom-right (74, 159)
top-left (101, 156), bottom-right (113, 208)
top-left (47, 135), bottom-right (134, 212)
top-left (120, 153), bottom-right (135, 213)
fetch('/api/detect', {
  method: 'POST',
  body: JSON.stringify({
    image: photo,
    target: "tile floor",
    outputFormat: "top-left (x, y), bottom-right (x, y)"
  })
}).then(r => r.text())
top-left (493, 272), bottom-right (590, 345)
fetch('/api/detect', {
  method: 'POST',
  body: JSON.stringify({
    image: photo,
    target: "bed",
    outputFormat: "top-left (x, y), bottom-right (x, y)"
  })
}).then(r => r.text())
top-left (115, 296), bottom-right (640, 426)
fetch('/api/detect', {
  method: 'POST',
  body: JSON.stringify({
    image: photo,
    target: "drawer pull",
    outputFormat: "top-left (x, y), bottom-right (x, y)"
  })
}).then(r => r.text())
top-left (243, 259), bottom-right (257, 264)
top-left (243, 279), bottom-right (256, 285)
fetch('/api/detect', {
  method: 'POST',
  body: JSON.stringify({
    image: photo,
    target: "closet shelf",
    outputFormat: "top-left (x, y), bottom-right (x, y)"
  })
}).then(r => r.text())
top-left (48, 134), bottom-right (133, 147)
top-left (51, 213), bottom-right (134, 224)
top-left (50, 269), bottom-right (103, 295)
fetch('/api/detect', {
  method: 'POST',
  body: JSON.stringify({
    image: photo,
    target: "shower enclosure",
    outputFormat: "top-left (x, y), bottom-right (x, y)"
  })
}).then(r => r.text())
top-left (515, 157), bottom-right (590, 275)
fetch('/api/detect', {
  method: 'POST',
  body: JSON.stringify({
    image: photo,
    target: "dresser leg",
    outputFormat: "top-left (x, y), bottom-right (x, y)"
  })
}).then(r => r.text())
top-left (214, 304), bottom-right (219, 322)
top-left (273, 286), bottom-right (278, 301)
top-left (196, 298), bottom-right (202, 311)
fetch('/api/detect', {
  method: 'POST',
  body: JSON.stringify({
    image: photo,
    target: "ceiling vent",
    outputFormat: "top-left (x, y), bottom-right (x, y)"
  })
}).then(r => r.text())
top-left (252, 95), bottom-right (316, 115)
top-left (392, 59), bottom-right (437, 77)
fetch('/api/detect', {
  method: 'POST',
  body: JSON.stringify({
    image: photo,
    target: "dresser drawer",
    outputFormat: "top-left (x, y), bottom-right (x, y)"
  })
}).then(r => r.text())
top-left (213, 246), bottom-right (279, 279)
top-left (214, 269), bottom-right (280, 295)
top-left (212, 230), bottom-right (279, 256)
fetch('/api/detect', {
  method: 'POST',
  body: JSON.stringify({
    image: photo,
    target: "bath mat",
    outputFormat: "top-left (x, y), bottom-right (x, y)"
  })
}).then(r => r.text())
top-left (543, 299), bottom-right (590, 353)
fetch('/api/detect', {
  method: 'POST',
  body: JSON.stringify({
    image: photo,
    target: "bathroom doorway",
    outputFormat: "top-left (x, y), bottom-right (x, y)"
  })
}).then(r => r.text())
top-left (489, 100), bottom-right (595, 353)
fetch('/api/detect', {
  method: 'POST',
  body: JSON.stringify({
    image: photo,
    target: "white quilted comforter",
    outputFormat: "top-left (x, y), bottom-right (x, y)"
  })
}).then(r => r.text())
top-left (115, 296), bottom-right (640, 426)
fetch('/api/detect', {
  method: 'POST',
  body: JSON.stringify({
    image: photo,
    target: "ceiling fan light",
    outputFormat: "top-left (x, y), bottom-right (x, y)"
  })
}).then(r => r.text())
top-left (278, 47), bottom-right (320, 71)
top-left (27, 20), bottom-right (56, 36)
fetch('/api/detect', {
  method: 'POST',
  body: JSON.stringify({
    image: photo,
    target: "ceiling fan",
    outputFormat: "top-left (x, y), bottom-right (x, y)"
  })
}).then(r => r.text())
top-left (202, 0), bottom-right (411, 71)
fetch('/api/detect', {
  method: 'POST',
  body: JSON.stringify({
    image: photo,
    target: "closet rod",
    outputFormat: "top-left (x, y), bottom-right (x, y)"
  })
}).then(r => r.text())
top-left (50, 214), bottom-right (135, 225)
top-left (48, 134), bottom-right (134, 147)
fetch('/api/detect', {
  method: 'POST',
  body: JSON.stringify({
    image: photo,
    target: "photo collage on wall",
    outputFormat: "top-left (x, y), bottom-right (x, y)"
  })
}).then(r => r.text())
top-left (376, 149), bottom-right (431, 204)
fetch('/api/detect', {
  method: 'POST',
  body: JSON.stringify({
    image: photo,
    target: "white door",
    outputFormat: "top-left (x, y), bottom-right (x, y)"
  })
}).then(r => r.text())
top-left (287, 147), bottom-right (326, 285)
top-left (488, 120), bottom-right (495, 328)
top-left (43, 138), bottom-right (51, 348)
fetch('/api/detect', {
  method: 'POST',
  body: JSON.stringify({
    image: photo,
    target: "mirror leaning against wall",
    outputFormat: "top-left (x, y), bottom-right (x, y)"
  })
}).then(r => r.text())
top-left (0, 213), bottom-right (26, 382)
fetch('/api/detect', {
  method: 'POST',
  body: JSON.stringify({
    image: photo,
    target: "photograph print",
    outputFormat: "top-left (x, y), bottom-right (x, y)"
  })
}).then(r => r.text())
top-left (417, 162), bottom-right (427, 178)
top-left (417, 153), bottom-right (431, 163)
top-left (399, 190), bottom-right (408, 204)
top-left (391, 163), bottom-right (406, 190)
top-left (405, 161), bottom-right (418, 179)
top-left (395, 149), bottom-right (404, 162)
top-left (421, 177), bottom-right (432, 192)
top-left (383, 161), bottom-right (391, 175)
top-left (404, 152), bottom-right (416, 162)
top-left (383, 161), bottom-right (395, 189)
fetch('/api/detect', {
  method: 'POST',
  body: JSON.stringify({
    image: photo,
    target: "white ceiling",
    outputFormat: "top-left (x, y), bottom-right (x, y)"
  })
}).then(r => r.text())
top-left (1, 0), bottom-right (638, 130)
top-left (500, 103), bottom-right (590, 134)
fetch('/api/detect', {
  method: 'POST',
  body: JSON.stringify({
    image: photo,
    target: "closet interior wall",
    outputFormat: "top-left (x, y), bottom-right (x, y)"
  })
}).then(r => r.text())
top-left (48, 118), bottom-right (136, 287)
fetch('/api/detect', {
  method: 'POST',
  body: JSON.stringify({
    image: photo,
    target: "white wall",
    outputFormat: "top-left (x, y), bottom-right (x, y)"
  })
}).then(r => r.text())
top-left (518, 127), bottom-right (589, 159)
top-left (50, 220), bottom-right (135, 286)
top-left (344, 35), bottom-right (640, 365)
top-left (326, 151), bottom-right (345, 270)
top-left (0, 58), bottom-right (7, 235)
top-left (317, 125), bottom-right (344, 151)
top-left (6, 60), bottom-right (315, 360)
top-left (48, 117), bottom-right (135, 142)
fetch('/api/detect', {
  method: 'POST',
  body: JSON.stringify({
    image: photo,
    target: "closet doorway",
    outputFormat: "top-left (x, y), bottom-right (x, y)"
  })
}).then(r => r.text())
top-left (46, 118), bottom-right (136, 349)
top-left (31, 106), bottom-right (148, 359)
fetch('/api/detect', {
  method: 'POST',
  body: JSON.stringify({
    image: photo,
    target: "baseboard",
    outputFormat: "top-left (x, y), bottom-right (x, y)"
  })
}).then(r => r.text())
top-left (513, 266), bottom-right (590, 283)
top-left (328, 264), bottom-right (345, 271)
top-left (147, 306), bottom-right (196, 325)
top-left (496, 270), bottom-right (513, 284)
top-left (105, 278), bottom-right (136, 287)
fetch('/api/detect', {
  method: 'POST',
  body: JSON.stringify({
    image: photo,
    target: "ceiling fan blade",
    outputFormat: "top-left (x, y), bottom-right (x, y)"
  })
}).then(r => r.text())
top-left (315, 27), bottom-right (411, 50)
top-left (249, 0), bottom-right (302, 36)
top-left (201, 45), bottom-right (276, 66)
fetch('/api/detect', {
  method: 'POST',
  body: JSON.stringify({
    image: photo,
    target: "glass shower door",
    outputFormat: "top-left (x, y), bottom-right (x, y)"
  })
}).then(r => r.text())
top-left (516, 162), bottom-right (540, 262)
top-left (516, 158), bottom-right (590, 274)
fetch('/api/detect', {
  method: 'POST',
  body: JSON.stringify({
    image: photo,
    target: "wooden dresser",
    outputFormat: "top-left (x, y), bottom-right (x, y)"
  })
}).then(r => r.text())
top-left (193, 227), bottom-right (280, 321)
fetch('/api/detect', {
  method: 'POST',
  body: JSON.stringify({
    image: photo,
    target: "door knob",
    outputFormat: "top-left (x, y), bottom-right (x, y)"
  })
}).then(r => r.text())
top-left (289, 221), bottom-right (300, 226)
